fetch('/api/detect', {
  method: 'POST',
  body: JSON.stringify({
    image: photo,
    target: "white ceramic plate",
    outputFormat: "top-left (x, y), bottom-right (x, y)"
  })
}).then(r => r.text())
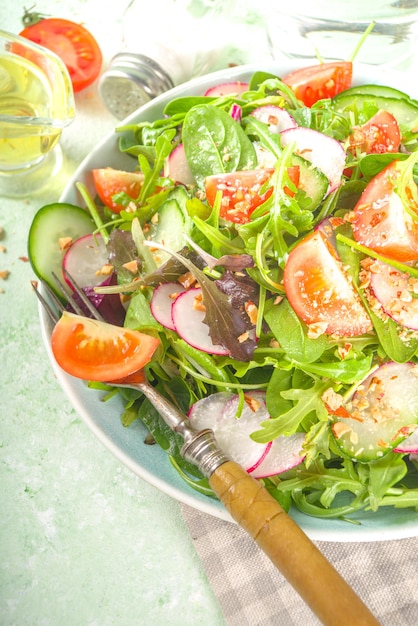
top-left (41, 62), bottom-right (418, 542)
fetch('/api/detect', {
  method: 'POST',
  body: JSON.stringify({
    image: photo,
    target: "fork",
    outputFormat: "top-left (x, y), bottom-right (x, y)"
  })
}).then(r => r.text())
top-left (32, 270), bottom-right (380, 626)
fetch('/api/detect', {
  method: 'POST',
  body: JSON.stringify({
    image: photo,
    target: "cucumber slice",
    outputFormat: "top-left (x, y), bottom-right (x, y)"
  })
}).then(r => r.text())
top-left (28, 203), bottom-right (95, 297)
top-left (332, 93), bottom-right (418, 128)
top-left (337, 84), bottom-right (415, 102)
top-left (331, 362), bottom-right (418, 462)
top-left (152, 190), bottom-right (192, 264)
top-left (291, 153), bottom-right (329, 210)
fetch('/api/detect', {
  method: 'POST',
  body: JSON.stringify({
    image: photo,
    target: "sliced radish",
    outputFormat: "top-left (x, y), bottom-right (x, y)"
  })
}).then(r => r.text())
top-left (171, 287), bottom-right (229, 355)
top-left (369, 260), bottom-right (418, 330)
top-left (250, 105), bottom-right (297, 133)
top-left (280, 127), bottom-right (346, 193)
top-left (188, 391), bottom-right (272, 472)
top-left (150, 282), bottom-right (186, 330)
top-left (394, 427), bottom-right (418, 454)
top-left (249, 433), bottom-right (306, 478)
top-left (331, 362), bottom-right (418, 462)
top-left (204, 81), bottom-right (249, 97)
top-left (165, 144), bottom-right (195, 185)
top-left (63, 233), bottom-right (109, 289)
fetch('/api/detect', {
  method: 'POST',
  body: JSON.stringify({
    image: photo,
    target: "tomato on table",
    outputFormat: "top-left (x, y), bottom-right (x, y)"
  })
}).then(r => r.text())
top-left (283, 230), bottom-right (372, 337)
top-left (204, 167), bottom-right (300, 224)
top-left (282, 61), bottom-right (353, 107)
top-left (19, 16), bottom-right (102, 92)
top-left (351, 160), bottom-right (418, 262)
top-left (51, 312), bottom-right (160, 382)
top-left (92, 168), bottom-right (145, 213)
top-left (348, 110), bottom-right (401, 155)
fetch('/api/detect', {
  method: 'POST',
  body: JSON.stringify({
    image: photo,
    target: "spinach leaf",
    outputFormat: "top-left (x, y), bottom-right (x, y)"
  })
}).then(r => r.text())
top-left (182, 104), bottom-right (257, 185)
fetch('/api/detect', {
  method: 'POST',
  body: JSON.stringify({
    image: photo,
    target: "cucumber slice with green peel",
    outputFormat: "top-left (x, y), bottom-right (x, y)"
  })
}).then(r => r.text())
top-left (152, 195), bottom-right (192, 265)
top-left (28, 203), bottom-right (95, 298)
top-left (292, 153), bottom-right (329, 210)
top-left (337, 84), bottom-right (416, 102)
top-left (331, 362), bottom-right (418, 462)
top-left (332, 93), bottom-right (418, 128)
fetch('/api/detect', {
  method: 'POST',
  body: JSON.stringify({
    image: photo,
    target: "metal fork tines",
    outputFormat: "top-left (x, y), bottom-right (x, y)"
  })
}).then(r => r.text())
top-left (31, 269), bottom-right (210, 454)
top-left (32, 268), bottom-right (105, 324)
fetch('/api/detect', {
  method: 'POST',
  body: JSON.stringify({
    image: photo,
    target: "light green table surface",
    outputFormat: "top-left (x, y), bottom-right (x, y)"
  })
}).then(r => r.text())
top-left (0, 2), bottom-right (260, 624)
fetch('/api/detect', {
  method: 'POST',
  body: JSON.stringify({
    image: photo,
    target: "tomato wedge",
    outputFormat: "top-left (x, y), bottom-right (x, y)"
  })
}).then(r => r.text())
top-left (284, 230), bottom-right (371, 337)
top-left (19, 17), bottom-right (102, 92)
top-left (351, 161), bottom-right (418, 262)
top-left (51, 312), bottom-right (160, 382)
top-left (204, 167), bottom-right (300, 224)
top-left (349, 110), bottom-right (401, 155)
top-left (282, 61), bottom-right (353, 107)
top-left (92, 168), bottom-right (145, 213)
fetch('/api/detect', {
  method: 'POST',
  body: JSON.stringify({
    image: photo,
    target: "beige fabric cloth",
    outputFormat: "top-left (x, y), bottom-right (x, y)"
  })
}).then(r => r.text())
top-left (181, 504), bottom-right (418, 626)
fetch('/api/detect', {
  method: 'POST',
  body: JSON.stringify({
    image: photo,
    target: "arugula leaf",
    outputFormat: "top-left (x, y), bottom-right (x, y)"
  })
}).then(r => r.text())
top-left (368, 453), bottom-right (408, 511)
top-left (252, 377), bottom-right (330, 441)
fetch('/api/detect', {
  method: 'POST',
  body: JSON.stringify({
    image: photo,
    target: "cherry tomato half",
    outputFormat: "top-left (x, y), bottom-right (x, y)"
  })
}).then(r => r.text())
top-left (282, 61), bottom-right (353, 107)
top-left (349, 110), bottom-right (401, 155)
top-left (20, 17), bottom-right (102, 92)
top-left (351, 161), bottom-right (418, 262)
top-left (51, 312), bottom-right (160, 382)
top-left (284, 230), bottom-right (371, 337)
top-left (92, 168), bottom-right (145, 213)
top-left (204, 167), bottom-right (300, 224)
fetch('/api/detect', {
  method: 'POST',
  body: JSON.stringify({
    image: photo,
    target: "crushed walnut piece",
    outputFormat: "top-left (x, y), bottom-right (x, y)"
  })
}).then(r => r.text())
top-left (58, 236), bottom-right (73, 251)
top-left (331, 422), bottom-right (352, 439)
top-left (193, 291), bottom-right (206, 312)
top-left (244, 394), bottom-right (261, 412)
top-left (96, 263), bottom-right (114, 276)
top-left (178, 271), bottom-right (197, 289)
top-left (322, 387), bottom-right (344, 413)
top-left (122, 260), bottom-right (139, 274)
top-left (245, 300), bottom-right (258, 325)
top-left (307, 321), bottom-right (328, 339)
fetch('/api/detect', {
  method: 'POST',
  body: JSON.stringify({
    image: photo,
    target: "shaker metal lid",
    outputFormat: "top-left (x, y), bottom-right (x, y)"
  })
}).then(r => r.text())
top-left (98, 52), bottom-right (175, 119)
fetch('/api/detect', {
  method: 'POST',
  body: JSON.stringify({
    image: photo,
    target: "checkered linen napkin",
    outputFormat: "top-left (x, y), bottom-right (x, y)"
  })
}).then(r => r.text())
top-left (181, 504), bottom-right (418, 625)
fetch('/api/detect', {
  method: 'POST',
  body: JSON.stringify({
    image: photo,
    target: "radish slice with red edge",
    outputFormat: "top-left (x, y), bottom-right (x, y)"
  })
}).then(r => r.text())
top-left (171, 287), bottom-right (229, 356)
top-left (394, 428), bottom-right (418, 454)
top-left (204, 81), bottom-right (249, 97)
top-left (63, 233), bottom-right (109, 289)
top-left (249, 433), bottom-right (306, 478)
top-left (369, 260), bottom-right (418, 330)
top-left (280, 127), bottom-right (346, 193)
top-left (250, 105), bottom-right (297, 133)
top-left (331, 362), bottom-right (418, 462)
top-left (150, 282), bottom-right (186, 330)
top-left (188, 391), bottom-right (272, 472)
top-left (165, 144), bottom-right (195, 185)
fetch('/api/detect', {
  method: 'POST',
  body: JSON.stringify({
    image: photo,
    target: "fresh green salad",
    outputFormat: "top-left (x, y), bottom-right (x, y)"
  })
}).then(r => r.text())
top-left (29, 63), bottom-right (418, 522)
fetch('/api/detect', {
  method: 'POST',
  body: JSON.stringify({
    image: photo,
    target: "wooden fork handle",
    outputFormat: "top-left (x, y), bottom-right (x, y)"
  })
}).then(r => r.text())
top-left (209, 461), bottom-right (380, 626)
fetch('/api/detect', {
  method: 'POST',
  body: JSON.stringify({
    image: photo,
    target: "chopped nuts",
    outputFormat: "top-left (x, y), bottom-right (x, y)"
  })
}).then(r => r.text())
top-left (331, 422), bottom-right (352, 438)
top-left (245, 300), bottom-right (258, 325)
top-left (193, 292), bottom-right (206, 312)
top-left (96, 263), bottom-right (114, 276)
top-left (244, 394), bottom-right (261, 412)
top-left (58, 236), bottom-right (73, 251)
top-left (122, 260), bottom-right (139, 274)
top-left (178, 271), bottom-right (196, 289)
